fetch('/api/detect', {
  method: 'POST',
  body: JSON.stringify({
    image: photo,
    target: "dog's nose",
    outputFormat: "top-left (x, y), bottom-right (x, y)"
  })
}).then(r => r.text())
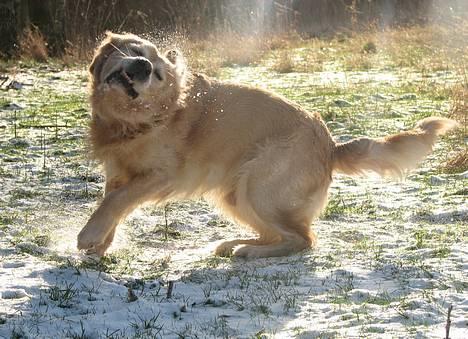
top-left (125, 57), bottom-right (152, 81)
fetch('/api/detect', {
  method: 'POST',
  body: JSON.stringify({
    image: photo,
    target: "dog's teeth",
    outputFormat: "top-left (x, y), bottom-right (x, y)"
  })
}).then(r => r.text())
top-left (120, 70), bottom-right (132, 83)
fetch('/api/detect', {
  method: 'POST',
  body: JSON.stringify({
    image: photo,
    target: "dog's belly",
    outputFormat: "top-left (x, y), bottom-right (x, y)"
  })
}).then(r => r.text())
top-left (172, 162), bottom-right (232, 198)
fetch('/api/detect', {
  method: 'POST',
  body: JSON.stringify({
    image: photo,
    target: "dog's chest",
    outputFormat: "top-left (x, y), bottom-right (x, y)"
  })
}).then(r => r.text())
top-left (112, 135), bottom-right (179, 177)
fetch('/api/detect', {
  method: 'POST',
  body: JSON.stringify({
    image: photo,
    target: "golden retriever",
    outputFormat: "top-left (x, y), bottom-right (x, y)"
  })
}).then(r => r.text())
top-left (77, 32), bottom-right (457, 258)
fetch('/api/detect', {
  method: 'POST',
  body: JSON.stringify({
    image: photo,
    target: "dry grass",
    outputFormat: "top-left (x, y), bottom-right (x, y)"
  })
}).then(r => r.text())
top-left (342, 52), bottom-right (373, 70)
top-left (267, 32), bottom-right (304, 51)
top-left (442, 80), bottom-right (468, 174)
top-left (448, 82), bottom-right (468, 127)
top-left (18, 26), bottom-right (48, 63)
top-left (189, 23), bottom-right (466, 74)
top-left (372, 23), bottom-right (466, 71)
top-left (219, 35), bottom-right (268, 67)
top-left (271, 50), bottom-right (295, 73)
top-left (12, 21), bottom-right (464, 77)
top-left (181, 33), bottom-right (271, 76)
top-left (61, 40), bottom-right (95, 67)
top-left (443, 150), bottom-right (468, 174)
top-left (181, 32), bottom-right (304, 75)
top-left (271, 22), bottom-right (468, 72)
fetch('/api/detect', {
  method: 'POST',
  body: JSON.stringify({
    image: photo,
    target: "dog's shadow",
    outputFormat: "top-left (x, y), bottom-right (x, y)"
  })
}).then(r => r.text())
top-left (1, 248), bottom-right (402, 338)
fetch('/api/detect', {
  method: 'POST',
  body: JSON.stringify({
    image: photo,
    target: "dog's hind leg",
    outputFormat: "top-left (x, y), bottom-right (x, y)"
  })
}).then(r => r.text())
top-left (225, 140), bottom-right (331, 258)
top-left (213, 181), bottom-right (281, 257)
top-left (231, 183), bottom-right (329, 258)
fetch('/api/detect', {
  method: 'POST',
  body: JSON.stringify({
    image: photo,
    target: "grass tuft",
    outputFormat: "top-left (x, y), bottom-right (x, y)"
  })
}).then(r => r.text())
top-left (442, 150), bottom-right (468, 174)
top-left (362, 41), bottom-right (377, 54)
top-left (272, 50), bottom-right (295, 73)
top-left (18, 26), bottom-right (48, 63)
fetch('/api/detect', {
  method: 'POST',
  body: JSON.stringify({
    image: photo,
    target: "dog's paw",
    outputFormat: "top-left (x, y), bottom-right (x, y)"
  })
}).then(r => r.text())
top-left (77, 225), bottom-right (106, 253)
top-left (83, 243), bottom-right (109, 257)
top-left (214, 241), bottom-right (236, 257)
top-left (77, 235), bottom-right (102, 253)
top-left (232, 245), bottom-right (259, 258)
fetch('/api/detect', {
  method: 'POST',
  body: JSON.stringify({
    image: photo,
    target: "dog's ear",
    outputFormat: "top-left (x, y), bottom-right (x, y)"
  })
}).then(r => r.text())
top-left (165, 49), bottom-right (181, 65)
top-left (165, 49), bottom-right (186, 78)
top-left (89, 50), bottom-right (102, 76)
top-left (105, 31), bottom-right (114, 38)
top-left (89, 33), bottom-right (115, 78)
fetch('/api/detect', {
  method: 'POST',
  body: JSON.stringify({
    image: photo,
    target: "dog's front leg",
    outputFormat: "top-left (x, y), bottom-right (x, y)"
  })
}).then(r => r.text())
top-left (83, 176), bottom-right (127, 255)
top-left (77, 175), bottom-right (170, 255)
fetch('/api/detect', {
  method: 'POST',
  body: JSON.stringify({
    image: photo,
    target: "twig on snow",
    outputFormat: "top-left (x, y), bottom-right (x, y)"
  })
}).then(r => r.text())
top-left (127, 287), bottom-right (138, 302)
top-left (166, 280), bottom-right (174, 299)
top-left (445, 304), bottom-right (453, 339)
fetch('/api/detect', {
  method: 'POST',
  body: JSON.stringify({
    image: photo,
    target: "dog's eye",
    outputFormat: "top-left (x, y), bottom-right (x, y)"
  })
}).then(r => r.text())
top-left (154, 69), bottom-right (163, 81)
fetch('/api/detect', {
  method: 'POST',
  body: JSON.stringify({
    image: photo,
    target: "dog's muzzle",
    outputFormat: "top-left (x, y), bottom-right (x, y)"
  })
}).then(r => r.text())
top-left (106, 57), bottom-right (152, 99)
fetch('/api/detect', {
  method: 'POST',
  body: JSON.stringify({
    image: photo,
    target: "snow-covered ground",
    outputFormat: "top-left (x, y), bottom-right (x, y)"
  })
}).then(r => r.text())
top-left (0, 64), bottom-right (466, 338)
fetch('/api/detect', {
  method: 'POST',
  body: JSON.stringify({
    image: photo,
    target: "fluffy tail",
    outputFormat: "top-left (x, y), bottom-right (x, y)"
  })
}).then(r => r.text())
top-left (332, 117), bottom-right (458, 177)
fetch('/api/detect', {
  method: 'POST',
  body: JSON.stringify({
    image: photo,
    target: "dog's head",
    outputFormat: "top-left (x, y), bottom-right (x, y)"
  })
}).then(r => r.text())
top-left (89, 32), bottom-right (186, 122)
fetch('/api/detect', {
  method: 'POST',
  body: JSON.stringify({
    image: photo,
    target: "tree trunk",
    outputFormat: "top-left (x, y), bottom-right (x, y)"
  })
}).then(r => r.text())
top-left (0, 0), bottom-right (29, 56)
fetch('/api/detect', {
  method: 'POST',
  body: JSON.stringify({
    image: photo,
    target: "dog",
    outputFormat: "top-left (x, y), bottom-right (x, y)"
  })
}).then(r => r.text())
top-left (77, 32), bottom-right (457, 258)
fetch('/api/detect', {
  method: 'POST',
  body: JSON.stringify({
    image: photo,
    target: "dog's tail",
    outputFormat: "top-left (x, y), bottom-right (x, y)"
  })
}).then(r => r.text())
top-left (332, 117), bottom-right (458, 178)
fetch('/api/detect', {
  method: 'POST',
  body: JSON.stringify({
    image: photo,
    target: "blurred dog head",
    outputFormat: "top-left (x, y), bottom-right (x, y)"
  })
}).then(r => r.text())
top-left (89, 32), bottom-right (186, 123)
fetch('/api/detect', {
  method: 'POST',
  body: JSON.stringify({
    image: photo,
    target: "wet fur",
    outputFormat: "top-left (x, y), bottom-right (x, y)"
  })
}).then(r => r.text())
top-left (77, 32), bottom-right (457, 258)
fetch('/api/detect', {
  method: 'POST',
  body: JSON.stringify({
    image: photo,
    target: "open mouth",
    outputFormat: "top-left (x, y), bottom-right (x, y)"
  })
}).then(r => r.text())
top-left (106, 69), bottom-right (139, 99)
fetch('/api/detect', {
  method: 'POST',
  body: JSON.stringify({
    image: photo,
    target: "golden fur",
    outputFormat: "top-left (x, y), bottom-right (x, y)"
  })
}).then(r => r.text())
top-left (77, 32), bottom-right (457, 258)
